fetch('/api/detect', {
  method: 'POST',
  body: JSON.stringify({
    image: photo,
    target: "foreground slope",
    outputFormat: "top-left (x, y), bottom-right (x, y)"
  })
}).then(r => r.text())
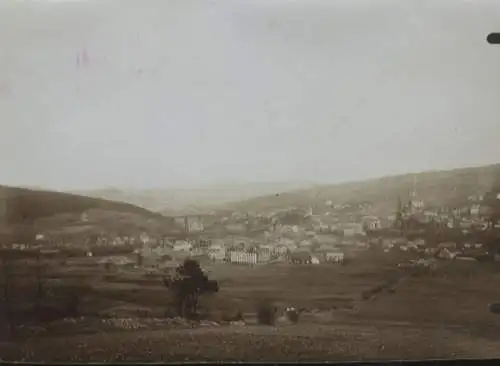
top-left (2, 253), bottom-right (500, 362)
top-left (226, 163), bottom-right (500, 212)
top-left (3, 322), bottom-right (498, 362)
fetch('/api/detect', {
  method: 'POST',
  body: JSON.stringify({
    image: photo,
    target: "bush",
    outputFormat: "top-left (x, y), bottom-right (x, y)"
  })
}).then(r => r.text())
top-left (221, 307), bottom-right (243, 322)
top-left (285, 308), bottom-right (299, 324)
top-left (256, 299), bottom-right (277, 326)
top-left (103, 274), bottom-right (115, 281)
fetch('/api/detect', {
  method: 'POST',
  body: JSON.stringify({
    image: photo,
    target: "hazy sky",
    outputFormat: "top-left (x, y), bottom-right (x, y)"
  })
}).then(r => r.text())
top-left (1, 0), bottom-right (500, 190)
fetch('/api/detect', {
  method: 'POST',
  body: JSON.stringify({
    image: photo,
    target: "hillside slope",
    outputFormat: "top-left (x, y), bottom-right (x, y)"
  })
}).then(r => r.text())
top-left (0, 185), bottom-right (164, 223)
top-left (0, 185), bottom-right (175, 241)
top-left (225, 164), bottom-right (500, 213)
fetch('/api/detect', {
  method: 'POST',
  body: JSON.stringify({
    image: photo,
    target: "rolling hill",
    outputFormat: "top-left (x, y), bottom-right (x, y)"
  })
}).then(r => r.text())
top-left (224, 163), bottom-right (500, 214)
top-left (0, 185), bottom-right (176, 242)
top-left (71, 181), bottom-right (315, 215)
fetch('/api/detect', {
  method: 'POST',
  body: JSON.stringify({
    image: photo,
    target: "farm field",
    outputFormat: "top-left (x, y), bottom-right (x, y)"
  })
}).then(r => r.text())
top-left (1, 249), bottom-right (500, 361)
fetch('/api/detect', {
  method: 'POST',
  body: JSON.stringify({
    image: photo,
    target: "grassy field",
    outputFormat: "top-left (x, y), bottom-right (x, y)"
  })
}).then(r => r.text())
top-left (1, 249), bottom-right (500, 361)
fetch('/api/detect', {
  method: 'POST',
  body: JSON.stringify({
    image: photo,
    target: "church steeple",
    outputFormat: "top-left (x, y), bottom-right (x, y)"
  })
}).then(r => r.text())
top-left (407, 175), bottom-right (421, 213)
top-left (396, 195), bottom-right (402, 216)
top-left (395, 195), bottom-right (403, 231)
top-left (412, 175), bottom-right (418, 198)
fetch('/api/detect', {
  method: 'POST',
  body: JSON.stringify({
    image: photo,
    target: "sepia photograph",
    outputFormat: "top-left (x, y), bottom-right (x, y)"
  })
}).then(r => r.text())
top-left (1, 0), bottom-right (500, 362)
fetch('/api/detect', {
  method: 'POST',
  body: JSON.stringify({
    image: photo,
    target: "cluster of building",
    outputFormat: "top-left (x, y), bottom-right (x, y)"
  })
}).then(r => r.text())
top-left (132, 214), bottom-right (371, 267)
top-left (371, 235), bottom-right (493, 262)
top-left (3, 178), bottom-right (500, 272)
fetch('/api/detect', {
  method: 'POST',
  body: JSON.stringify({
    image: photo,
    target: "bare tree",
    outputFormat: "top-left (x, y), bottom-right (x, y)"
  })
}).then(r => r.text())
top-left (1, 255), bottom-right (14, 337)
top-left (1, 257), bottom-right (10, 304)
top-left (34, 251), bottom-right (46, 313)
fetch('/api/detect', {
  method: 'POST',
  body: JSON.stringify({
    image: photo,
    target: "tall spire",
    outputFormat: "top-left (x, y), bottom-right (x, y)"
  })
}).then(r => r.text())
top-left (395, 195), bottom-right (404, 235)
top-left (395, 195), bottom-right (402, 225)
top-left (412, 175), bottom-right (417, 198)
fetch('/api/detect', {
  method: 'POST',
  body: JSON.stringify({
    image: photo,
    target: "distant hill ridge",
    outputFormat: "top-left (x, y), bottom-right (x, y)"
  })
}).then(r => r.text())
top-left (224, 163), bottom-right (500, 212)
top-left (3, 163), bottom-right (500, 225)
top-left (71, 181), bottom-right (315, 215)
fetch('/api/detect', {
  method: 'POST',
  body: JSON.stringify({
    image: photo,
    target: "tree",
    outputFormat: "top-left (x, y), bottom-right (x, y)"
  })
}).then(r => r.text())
top-left (34, 251), bottom-right (46, 313)
top-left (1, 256), bottom-right (12, 313)
top-left (0, 253), bottom-right (17, 337)
top-left (163, 259), bottom-right (218, 319)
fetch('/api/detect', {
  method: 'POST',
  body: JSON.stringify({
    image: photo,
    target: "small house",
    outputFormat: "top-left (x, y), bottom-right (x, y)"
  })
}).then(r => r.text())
top-left (414, 238), bottom-right (426, 247)
top-left (289, 251), bottom-right (312, 264)
top-left (273, 245), bottom-right (288, 256)
top-left (310, 255), bottom-right (320, 265)
top-left (407, 242), bottom-right (418, 250)
top-left (325, 251), bottom-right (344, 264)
top-left (208, 246), bottom-right (226, 261)
top-left (208, 240), bottom-right (225, 251)
top-left (258, 244), bottom-right (274, 255)
top-left (437, 248), bottom-right (459, 260)
top-left (173, 240), bottom-right (192, 252)
top-left (437, 242), bottom-right (457, 250)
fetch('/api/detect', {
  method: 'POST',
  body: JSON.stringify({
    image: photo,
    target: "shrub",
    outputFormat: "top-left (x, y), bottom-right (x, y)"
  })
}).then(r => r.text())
top-left (103, 274), bottom-right (115, 281)
top-left (256, 299), bottom-right (277, 326)
top-left (221, 307), bottom-right (243, 322)
top-left (285, 307), bottom-right (300, 324)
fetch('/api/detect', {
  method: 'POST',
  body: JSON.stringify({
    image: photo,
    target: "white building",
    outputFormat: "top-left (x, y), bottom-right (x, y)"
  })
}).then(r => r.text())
top-left (273, 245), bottom-right (288, 256)
top-left (340, 223), bottom-right (365, 237)
top-left (229, 251), bottom-right (257, 265)
top-left (325, 252), bottom-right (344, 264)
top-left (470, 204), bottom-right (481, 216)
top-left (411, 200), bottom-right (425, 209)
top-left (80, 212), bottom-right (89, 222)
top-left (189, 220), bottom-right (204, 233)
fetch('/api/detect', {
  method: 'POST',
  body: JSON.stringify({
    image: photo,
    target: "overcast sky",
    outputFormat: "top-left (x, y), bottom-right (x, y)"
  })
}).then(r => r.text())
top-left (1, 0), bottom-right (499, 190)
